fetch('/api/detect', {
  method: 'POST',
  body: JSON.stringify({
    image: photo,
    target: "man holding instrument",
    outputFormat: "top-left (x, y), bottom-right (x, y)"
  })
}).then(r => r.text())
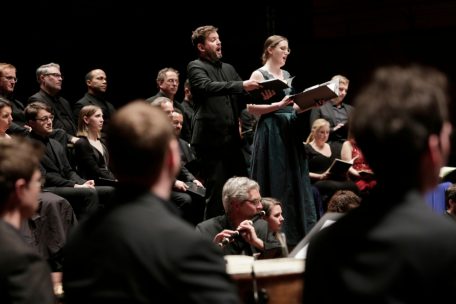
top-left (196, 176), bottom-right (281, 256)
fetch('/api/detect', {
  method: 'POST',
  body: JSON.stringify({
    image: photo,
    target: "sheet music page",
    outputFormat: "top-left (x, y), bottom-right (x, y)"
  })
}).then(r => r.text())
top-left (294, 219), bottom-right (337, 259)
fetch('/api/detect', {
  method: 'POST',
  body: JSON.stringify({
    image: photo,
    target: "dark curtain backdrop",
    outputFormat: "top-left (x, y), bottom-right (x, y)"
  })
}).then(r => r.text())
top-left (3, 0), bottom-right (456, 162)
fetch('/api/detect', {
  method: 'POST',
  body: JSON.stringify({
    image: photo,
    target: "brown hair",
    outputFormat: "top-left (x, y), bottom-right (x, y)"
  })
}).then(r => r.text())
top-left (327, 190), bottom-right (361, 213)
top-left (191, 25), bottom-right (218, 49)
top-left (261, 35), bottom-right (288, 65)
top-left (261, 197), bottom-right (282, 217)
top-left (77, 105), bottom-right (102, 137)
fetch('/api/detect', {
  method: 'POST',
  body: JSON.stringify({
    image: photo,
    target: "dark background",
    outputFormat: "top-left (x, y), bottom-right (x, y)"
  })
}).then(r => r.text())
top-left (3, 0), bottom-right (456, 162)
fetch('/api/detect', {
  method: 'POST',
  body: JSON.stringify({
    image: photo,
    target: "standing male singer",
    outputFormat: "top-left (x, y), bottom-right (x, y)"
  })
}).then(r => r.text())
top-left (196, 176), bottom-right (281, 256)
top-left (188, 25), bottom-right (260, 220)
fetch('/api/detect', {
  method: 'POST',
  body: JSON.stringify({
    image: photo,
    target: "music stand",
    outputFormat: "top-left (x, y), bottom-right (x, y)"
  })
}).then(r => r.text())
top-left (288, 212), bottom-right (344, 258)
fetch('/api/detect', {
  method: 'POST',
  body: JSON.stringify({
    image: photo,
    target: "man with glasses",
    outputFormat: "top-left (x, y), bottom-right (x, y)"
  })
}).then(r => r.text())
top-left (196, 176), bottom-right (281, 256)
top-left (25, 101), bottom-right (114, 220)
top-left (0, 62), bottom-right (30, 136)
top-left (28, 62), bottom-right (77, 139)
top-left (146, 67), bottom-right (190, 138)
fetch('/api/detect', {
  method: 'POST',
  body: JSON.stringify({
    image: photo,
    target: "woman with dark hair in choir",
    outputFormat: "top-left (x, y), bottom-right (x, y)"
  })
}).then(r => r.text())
top-left (74, 105), bottom-right (116, 186)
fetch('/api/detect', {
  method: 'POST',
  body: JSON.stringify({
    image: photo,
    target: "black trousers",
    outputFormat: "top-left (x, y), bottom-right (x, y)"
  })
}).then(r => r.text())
top-left (44, 186), bottom-right (115, 220)
top-left (194, 144), bottom-right (247, 220)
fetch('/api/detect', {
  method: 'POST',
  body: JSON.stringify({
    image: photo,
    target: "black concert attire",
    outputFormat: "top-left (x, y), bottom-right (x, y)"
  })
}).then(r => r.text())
top-left (73, 93), bottom-right (116, 140)
top-left (29, 132), bottom-right (113, 219)
top-left (64, 188), bottom-right (239, 303)
top-left (0, 219), bottom-right (55, 303)
top-left (187, 58), bottom-right (248, 219)
top-left (196, 214), bottom-right (281, 257)
top-left (73, 136), bottom-right (116, 185)
top-left (29, 90), bottom-right (77, 136)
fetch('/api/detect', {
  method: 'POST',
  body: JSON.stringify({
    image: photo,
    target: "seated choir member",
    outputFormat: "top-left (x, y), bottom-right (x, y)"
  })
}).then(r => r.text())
top-left (305, 118), bottom-right (359, 211)
top-left (25, 101), bottom-right (114, 220)
top-left (341, 131), bottom-right (377, 198)
top-left (171, 110), bottom-right (205, 225)
top-left (1, 97), bottom-right (77, 272)
top-left (74, 105), bottom-right (117, 185)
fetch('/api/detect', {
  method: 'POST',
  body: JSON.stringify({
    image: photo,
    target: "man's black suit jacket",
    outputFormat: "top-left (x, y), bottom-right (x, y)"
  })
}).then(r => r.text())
top-left (28, 90), bottom-right (77, 136)
top-left (63, 190), bottom-right (239, 303)
top-left (304, 187), bottom-right (456, 303)
top-left (187, 58), bottom-right (246, 148)
top-left (0, 220), bottom-right (54, 303)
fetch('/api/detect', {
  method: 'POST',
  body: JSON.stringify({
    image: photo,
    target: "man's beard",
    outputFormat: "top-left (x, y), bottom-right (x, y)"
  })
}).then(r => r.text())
top-left (208, 50), bottom-right (222, 62)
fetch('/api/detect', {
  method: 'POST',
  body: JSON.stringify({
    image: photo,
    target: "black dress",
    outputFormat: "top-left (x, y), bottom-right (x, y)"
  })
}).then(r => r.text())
top-left (305, 143), bottom-right (359, 210)
top-left (250, 69), bottom-right (316, 246)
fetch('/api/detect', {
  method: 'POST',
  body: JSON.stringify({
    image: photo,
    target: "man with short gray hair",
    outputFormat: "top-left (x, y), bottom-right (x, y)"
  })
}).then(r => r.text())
top-left (196, 176), bottom-right (280, 256)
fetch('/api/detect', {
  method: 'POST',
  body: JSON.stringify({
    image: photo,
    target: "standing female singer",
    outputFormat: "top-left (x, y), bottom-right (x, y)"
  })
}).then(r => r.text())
top-left (248, 35), bottom-right (317, 247)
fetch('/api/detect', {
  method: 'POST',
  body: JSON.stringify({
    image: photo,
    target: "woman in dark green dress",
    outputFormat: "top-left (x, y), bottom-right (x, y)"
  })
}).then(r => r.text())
top-left (247, 35), bottom-right (317, 247)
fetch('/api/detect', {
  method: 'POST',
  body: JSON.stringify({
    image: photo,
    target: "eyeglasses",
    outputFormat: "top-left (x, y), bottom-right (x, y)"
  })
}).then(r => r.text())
top-left (35, 115), bottom-right (54, 122)
top-left (165, 79), bottom-right (179, 84)
top-left (243, 198), bottom-right (262, 207)
top-left (278, 46), bottom-right (291, 54)
top-left (44, 73), bottom-right (63, 79)
top-left (1, 76), bottom-right (18, 82)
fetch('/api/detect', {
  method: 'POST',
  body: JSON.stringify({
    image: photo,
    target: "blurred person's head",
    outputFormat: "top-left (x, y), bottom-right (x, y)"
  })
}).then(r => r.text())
top-left (327, 190), bottom-right (361, 213)
top-left (445, 184), bottom-right (456, 213)
top-left (351, 65), bottom-right (451, 193)
top-left (0, 137), bottom-right (43, 220)
top-left (106, 101), bottom-right (180, 193)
